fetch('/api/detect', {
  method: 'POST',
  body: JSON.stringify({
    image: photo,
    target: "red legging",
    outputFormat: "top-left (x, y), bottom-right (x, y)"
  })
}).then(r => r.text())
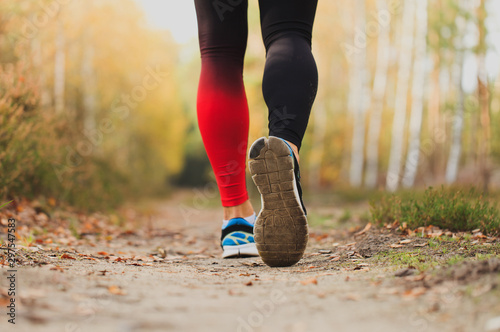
top-left (195, 0), bottom-right (318, 207)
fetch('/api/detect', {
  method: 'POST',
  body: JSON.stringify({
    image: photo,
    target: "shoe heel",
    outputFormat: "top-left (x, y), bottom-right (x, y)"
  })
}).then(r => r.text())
top-left (248, 137), bottom-right (308, 267)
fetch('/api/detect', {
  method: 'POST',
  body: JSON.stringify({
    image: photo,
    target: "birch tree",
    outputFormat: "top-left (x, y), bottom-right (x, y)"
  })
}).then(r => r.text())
top-left (365, 0), bottom-right (391, 189)
top-left (31, 38), bottom-right (51, 108)
top-left (348, 0), bottom-right (370, 187)
top-left (476, 0), bottom-right (491, 192)
top-left (54, 20), bottom-right (65, 115)
top-left (445, 0), bottom-right (468, 184)
top-left (81, 40), bottom-right (97, 134)
top-left (402, 0), bottom-right (428, 188)
top-left (386, 0), bottom-right (416, 191)
top-left (80, 2), bottom-right (97, 134)
top-left (308, 101), bottom-right (327, 189)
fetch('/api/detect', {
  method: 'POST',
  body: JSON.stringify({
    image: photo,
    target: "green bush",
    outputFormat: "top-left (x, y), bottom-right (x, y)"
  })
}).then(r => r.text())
top-left (370, 186), bottom-right (500, 235)
top-left (0, 63), bottom-right (132, 211)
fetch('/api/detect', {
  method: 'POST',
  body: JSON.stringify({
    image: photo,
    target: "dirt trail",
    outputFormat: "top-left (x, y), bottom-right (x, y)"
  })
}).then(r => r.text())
top-left (1, 194), bottom-right (500, 332)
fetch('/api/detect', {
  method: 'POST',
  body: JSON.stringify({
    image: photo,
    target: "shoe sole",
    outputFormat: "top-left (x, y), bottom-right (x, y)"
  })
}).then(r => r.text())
top-left (222, 243), bottom-right (259, 259)
top-left (248, 136), bottom-right (308, 267)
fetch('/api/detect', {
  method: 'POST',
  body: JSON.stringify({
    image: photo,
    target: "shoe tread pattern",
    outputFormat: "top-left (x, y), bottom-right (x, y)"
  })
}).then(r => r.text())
top-left (248, 137), bottom-right (308, 267)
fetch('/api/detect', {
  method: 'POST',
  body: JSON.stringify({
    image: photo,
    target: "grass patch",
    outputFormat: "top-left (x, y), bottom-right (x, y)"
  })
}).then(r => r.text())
top-left (370, 186), bottom-right (500, 235)
top-left (372, 238), bottom-right (500, 271)
top-left (373, 250), bottom-right (439, 271)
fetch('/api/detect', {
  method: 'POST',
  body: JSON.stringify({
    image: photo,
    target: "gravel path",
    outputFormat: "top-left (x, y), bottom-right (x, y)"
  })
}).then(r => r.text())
top-left (1, 195), bottom-right (499, 332)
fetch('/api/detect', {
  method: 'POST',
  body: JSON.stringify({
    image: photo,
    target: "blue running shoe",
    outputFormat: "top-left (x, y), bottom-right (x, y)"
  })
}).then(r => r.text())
top-left (221, 218), bottom-right (259, 258)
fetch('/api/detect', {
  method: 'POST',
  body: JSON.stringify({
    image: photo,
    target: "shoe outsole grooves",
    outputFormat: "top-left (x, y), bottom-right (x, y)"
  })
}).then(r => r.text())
top-left (248, 137), bottom-right (308, 267)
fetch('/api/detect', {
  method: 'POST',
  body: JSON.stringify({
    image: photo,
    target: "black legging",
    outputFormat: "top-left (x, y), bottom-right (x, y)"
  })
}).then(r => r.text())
top-left (195, 0), bottom-right (318, 206)
top-left (195, 0), bottom-right (318, 149)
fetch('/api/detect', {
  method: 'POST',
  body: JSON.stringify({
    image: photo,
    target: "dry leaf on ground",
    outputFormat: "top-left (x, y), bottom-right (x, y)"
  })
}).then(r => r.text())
top-left (60, 253), bottom-right (75, 260)
top-left (108, 285), bottom-right (126, 295)
top-left (300, 277), bottom-right (318, 285)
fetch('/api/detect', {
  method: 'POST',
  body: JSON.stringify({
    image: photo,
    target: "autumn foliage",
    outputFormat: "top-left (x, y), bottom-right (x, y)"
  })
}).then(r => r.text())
top-left (0, 0), bottom-right (189, 209)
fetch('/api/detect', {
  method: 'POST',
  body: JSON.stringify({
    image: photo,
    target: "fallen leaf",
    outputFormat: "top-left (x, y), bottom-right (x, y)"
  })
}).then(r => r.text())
top-left (399, 239), bottom-right (412, 244)
top-left (343, 294), bottom-right (359, 301)
top-left (82, 257), bottom-right (99, 261)
top-left (353, 263), bottom-right (370, 271)
top-left (126, 263), bottom-right (153, 266)
top-left (390, 244), bottom-right (403, 248)
top-left (60, 253), bottom-right (75, 260)
top-left (314, 234), bottom-right (329, 241)
top-left (355, 223), bottom-right (372, 236)
top-left (403, 287), bottom-right (426, 298)
top-left (407, 274), bottom-right (426, 282)
top-left (108, 285), bottom-right (126, 295)
top-left (97, 251), bottom-right (109, 256)
top-left (300, 277), bottom-right (318, 285)
top-left (245, 281), bottom-right (253, 286)
top-left (50, 266), bottom-right (65, 272)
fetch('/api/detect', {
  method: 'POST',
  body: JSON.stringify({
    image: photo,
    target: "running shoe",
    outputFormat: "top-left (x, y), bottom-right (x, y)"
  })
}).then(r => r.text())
top-left (248, 136), bottom-right (308, 267)
top-left (221, 218), bottom-right (259, 258)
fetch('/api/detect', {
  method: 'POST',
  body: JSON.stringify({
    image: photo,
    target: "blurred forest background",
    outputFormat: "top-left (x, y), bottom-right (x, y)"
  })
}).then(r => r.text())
top-left (1, 0), bottom-right (500, 210)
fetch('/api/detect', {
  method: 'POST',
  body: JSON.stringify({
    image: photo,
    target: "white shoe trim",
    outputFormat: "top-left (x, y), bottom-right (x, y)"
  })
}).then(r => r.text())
top-left (222, 243), bottom-right (259, 258)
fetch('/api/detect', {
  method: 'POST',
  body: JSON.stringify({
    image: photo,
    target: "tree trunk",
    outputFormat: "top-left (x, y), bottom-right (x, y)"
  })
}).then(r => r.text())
top-left (402, 0), bottom-right (428, 188)
top-left (308, 101), bottom-right (327, 189)
top-left (365, 0), bottom-right (391, 189)
top-left (426, 55), bottom-right (441, 179)
top-left (477, 56), bottom-right (491, 191)
top-left (445, 0), bottom-right (467, 184)
top-left (445, 52), bottom-right (465, 184)
top-left (426, 0), bottom-right (443, 182)
top-left (476, 0), bottom-right (491, 192)
top-left (54, 21), bottom-right (66, 115)
top-left (348, 0), bottom-right (370, 187)
top-left (81, 43), bottom-right (97, 133)
top-left (385, 0), bottom-right (415, 191)
top-left (31, 38), bottom-right (51, 109)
